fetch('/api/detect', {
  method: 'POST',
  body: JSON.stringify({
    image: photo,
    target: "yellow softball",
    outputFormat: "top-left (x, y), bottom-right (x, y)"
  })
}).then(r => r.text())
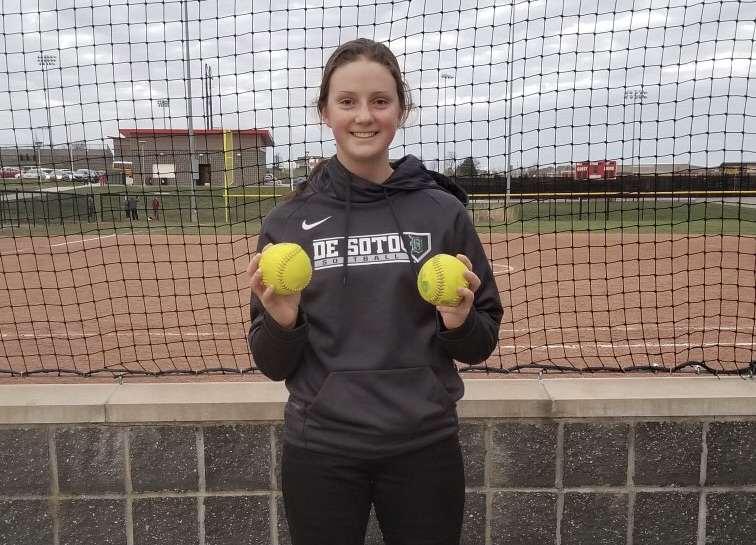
top-left (417, 253), bottom-right (469, 306)
top-left (258, 242), bottom-right (313, 295)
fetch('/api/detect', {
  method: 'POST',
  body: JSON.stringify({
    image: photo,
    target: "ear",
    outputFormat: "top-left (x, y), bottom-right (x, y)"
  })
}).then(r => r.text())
top-left (321, 106), bottom-right (333, 128)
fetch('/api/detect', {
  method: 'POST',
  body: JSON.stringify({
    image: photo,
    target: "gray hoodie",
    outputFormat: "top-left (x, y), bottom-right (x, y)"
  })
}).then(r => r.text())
top-left (248, 155), bottom-right (503, 458)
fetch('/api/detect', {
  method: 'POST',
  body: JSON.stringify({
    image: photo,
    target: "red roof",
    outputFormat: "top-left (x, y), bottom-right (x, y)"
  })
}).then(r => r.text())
top-left (117, 128), bottom-right (274, 146)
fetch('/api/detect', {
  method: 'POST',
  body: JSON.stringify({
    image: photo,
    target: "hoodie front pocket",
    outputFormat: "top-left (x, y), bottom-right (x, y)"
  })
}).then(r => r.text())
top-left (306, 367), bottom-right (455, 438)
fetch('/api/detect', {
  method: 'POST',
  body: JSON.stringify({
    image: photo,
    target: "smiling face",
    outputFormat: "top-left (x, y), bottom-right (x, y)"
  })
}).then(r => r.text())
top-left (320, 58), bottom-right (404, 183)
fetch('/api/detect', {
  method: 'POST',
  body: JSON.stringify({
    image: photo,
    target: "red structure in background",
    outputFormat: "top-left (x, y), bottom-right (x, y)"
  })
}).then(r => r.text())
top-left (574, 160), bottom-right (617, 180)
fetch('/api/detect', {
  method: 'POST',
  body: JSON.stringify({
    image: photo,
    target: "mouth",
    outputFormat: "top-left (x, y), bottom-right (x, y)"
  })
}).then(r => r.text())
top-left (351, 132), bottom-right (377, 139)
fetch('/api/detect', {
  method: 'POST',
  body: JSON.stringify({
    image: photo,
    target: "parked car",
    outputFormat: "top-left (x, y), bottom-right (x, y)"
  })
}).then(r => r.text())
top-left (73, 169), bottom-right (99, 183)
top-left (263, 173), bottom-right (286, 186)
top-left (52, 169), bottom-right (75, 181)
top-left (0, 167), bottom-right (21, 178)
top-left (22, 168), bottom-right (54, 180)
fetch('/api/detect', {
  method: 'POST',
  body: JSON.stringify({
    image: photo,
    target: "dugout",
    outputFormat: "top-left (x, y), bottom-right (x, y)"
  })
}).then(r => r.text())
top-left (112, 128), bottom-right (275, 188)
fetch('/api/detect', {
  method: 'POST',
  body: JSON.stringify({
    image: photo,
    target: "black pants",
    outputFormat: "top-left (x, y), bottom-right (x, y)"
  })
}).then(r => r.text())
top-left (281, 435), bottom-right (465, 545)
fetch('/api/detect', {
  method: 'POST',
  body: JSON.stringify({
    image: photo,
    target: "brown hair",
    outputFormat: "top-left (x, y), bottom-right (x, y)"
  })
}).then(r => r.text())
top-left (318, 38), bottom-right (414, 126)
top-left (289, 39), bottom-right (414, 198)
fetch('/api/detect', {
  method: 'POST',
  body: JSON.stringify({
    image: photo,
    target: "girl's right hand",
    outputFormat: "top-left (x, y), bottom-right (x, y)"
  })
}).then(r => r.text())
top-left (247, 245), bottom-right (301, 329)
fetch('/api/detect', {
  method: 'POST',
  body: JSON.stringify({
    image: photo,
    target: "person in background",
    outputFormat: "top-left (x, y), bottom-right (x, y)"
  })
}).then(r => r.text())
top-left (127, 195), bottom-right (139, 220)
top-left (86, 195), bottom-right (96, 222)
top-left (152, 196), bottom-right (160, 220)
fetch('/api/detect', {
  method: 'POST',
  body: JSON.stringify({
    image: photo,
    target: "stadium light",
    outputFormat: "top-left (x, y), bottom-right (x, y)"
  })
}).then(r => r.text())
top-left (624, 88), bottom-right (647, 177)
top-left (156, 99), bottom-right (169, 128)
top-left (37, 54), bottom-right (56, 154)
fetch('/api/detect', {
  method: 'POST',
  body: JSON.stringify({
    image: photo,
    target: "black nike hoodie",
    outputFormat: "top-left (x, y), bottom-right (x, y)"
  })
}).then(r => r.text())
top-left (248, 155), bottom-right (503, 458)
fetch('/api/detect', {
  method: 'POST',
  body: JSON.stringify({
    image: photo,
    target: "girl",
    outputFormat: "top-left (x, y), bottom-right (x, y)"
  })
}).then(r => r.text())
top-left (247, 38), bottom-right (503, 545)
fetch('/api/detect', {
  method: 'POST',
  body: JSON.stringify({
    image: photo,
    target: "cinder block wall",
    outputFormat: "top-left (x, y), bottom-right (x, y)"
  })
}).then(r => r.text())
top-left (0, 378), bottom-right (754, 545)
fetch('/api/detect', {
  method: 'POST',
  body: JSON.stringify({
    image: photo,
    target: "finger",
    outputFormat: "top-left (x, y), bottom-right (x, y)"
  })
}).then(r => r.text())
top-left (458, 286), bottom-right (475, 305)
top-left (463, 270), bottom-right (481, 293)
top-left (259, 284), bottom-right (277, 303)
top-left (246, 254), bottom-right (261, 276)
top-left (436, 289), bottom-right (473, 313)
top-left (456, 254), bottom-right (473, 270)
top-left (249, 269), bottom-right (269, 297)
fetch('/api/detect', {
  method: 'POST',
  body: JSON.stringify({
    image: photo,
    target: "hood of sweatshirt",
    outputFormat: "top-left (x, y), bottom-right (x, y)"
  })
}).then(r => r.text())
top-left (304, 154), bottom-right (468, 205)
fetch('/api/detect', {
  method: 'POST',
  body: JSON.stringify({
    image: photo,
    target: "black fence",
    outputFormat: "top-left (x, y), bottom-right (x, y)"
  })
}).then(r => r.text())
top-left (0, 190), bottom-right (93, 228)
top-left (456, 174), bottom-right (756, 197)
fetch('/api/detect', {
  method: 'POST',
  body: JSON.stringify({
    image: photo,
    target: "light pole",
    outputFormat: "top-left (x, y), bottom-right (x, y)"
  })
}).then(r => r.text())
top-left (33, 131), bottom-right (43, 189)
top-left (37, 54), bottom-right (56, 159)
top-left (505, 1), bottom-right (515, 207)
top-left (182, 0), bottom-right (198, 222)
top-left (157, 99), bottom-right (169, 128)
top-left (138, 140), bottom-right (147, 185)
top-left (441, 73), bottom-right (454, 174)
top-left (624, 88), bottom-right (647, 179)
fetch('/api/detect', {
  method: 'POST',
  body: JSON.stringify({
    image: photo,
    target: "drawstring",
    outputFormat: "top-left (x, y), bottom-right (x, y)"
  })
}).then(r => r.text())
top-left (383, 187), bottom-right (419, 277)
top-left (342, 176), bottom-right (352, 286)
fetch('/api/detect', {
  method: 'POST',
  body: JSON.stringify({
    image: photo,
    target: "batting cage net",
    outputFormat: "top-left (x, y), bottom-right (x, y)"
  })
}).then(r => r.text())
top-left (0, 0), bottom-right (754, 378)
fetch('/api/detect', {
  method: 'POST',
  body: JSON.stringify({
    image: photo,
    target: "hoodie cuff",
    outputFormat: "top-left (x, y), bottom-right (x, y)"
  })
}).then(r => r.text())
top-left (263, 309), bottom-right (308, 341)
top-left (436, 309), bottom-right (476, 340)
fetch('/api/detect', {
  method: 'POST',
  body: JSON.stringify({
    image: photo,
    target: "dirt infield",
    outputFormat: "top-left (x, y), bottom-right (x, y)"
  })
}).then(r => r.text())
top-left (0, 232), bottom-right (754, 381)
top-left (491, 232), bottom-right (755, 374)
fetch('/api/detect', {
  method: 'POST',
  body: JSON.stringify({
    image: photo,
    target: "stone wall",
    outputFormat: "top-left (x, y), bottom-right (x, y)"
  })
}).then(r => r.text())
top-left (0, 378), bottom-right (754, 545)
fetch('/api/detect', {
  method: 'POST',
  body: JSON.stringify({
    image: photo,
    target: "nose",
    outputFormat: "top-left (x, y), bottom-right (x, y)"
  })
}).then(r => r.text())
top-left (354, 103), bottom-right (373, 123)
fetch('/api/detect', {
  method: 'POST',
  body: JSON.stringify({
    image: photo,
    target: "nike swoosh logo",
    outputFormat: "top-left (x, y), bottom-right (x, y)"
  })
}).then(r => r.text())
top-left (302, 216), bottom-right (332, 230)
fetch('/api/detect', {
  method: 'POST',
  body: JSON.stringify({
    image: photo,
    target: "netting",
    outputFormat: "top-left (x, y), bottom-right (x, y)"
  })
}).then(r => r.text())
top-left (1, 0), bottom-right (755, 378)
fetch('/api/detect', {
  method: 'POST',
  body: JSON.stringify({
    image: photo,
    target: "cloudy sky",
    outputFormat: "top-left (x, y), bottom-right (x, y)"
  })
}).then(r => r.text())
top-left (0, 0), bottom-right (754, 170)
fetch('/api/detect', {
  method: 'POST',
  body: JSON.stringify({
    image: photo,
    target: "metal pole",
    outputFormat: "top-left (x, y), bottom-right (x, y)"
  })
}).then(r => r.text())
top-left (436, 72), bottom-right (441, 171)
top-left (624, 88), bottom-right (646, 179)
top-left (35, 137), bottom-right (41, 169)
top-left (505, 1), bottom-right (515, 206)
top-left (443, 80), bottom-right (447, 174)
top-left (34, 133), bottom-right (42, 190)
top-left (441, 73), bottom-right (453, 174)
top-left (157, 99), bottom-right (169, 128)
top-left (37, 54), bottom-right (56, 160)
top-left (632, 97), bottom-right (636, 180)
top-left (638, 90), bottom-right (646, 179)
top-left (138, 140), bottom-right (146, 185)
top-left (183, 0), bottom-right (198, 223)
top-left (66, 128), bottom-right (74, 173)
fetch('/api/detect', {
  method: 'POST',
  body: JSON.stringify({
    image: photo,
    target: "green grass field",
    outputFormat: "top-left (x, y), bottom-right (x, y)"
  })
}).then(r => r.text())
top-left (2, 183), bottom-right (756, 236)
top-left (470, 198), bottom-right (756, 235)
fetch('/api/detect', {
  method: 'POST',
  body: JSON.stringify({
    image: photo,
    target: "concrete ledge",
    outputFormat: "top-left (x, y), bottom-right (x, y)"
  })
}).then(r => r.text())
top-left (0, 384), bottom-right (118, 424)
top-left (541, 377), bottom-right (756, 418)
top-left (105, 382), bottom-right (288, 423)
top-left (0, 377), bottom-right (754, 425)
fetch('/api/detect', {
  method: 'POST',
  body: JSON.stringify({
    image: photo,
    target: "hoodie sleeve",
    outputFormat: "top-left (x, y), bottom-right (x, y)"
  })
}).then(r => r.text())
top-left (436, 207), bottom-right (503, 364)
top-left (247, 223), bottom-right (309, 381)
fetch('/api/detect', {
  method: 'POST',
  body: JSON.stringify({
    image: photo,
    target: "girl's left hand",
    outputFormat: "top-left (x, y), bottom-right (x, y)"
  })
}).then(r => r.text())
top-left (436, 254), bottom-right (480, 330)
